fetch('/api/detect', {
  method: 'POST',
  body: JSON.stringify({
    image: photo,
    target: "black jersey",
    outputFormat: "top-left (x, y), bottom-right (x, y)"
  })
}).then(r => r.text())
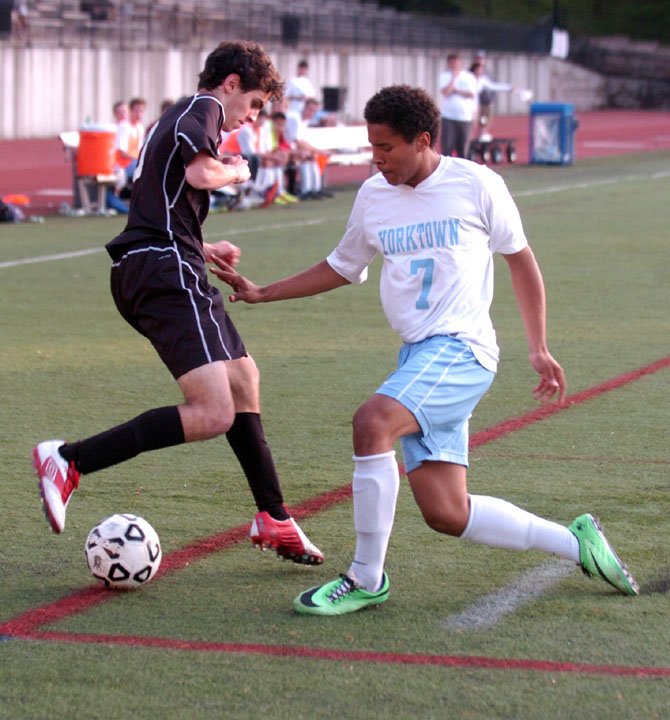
top-left (107, 94), bottom-right (224, 259)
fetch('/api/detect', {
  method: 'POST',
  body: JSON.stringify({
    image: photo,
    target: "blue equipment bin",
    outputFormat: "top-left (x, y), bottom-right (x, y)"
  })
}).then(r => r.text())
top-left (529, 103), bottom-right (577, 165)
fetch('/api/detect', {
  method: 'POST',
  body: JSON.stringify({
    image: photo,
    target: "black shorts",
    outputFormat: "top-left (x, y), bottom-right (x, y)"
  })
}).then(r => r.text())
top-left (109, 242), bottom-right (246, 380)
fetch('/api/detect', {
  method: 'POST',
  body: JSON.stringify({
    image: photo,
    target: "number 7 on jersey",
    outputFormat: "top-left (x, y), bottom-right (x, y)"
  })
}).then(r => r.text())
top-left (410, 258), bottom-right (434, 310)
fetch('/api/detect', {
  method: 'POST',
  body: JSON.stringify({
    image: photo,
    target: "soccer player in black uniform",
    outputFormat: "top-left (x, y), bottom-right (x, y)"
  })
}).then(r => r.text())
top-left (33, 41), bottom-right (324, 565)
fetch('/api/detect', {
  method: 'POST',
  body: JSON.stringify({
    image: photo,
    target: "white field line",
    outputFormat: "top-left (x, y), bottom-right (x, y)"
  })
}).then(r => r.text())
top-left (33, 188), bottom-right (73, 196)
top-left (2, 169), bottom-right (669, 270)
top-left (0, 217), bottom-right (328, 269)
top-left (582, 141), bottom-right (646, 149)
top-left (442, 560), bottom-right (577, 632)
top-left (515, 170), bottom-right (670, 198)
top-left (0, 247), bottom-right (103, 269)
top-left (205, 216), bottom-right (328, 238)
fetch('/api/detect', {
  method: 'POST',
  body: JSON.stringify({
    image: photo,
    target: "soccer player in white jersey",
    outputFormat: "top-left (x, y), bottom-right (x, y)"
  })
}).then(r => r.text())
top-left (211, 85), bottom-right (639, 615)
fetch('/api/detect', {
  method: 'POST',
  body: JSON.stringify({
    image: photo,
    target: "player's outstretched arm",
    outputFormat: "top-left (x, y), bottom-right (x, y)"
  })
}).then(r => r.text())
top-left (209, 258), bottom-right (350, 304)
top-left (504, 246), bottom-right (567, 404)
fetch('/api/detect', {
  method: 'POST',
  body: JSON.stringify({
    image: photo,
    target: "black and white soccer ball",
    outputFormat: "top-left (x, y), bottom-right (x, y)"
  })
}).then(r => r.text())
top-left (85, 514), bottom-right (162, 590)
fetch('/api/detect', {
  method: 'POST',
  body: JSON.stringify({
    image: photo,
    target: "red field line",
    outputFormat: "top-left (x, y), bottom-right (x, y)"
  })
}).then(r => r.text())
top-left (469, 355), bottom-right (670, 448)
top-left (1, 355), bottom-right (669, 677)
top-left (0, 485), bottom-right (353, 637)
top-left (6, 630), bottom-right (670, 679)
top-left (473, 451), bottom-right (670, 465)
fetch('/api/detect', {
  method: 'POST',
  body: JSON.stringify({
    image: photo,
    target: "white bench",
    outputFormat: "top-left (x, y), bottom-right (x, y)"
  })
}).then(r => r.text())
top-left (302, 124), bottom-right (373, 168)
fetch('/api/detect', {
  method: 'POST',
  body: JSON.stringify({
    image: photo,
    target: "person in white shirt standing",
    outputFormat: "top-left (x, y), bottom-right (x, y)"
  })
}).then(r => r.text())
top-left (285, 59), bottom-right (316, 115)
top-left (211, 84), bottom-right (639, 616)
top-left (470, 55), bottom-right (515, 140)
top-left (438, 52), bottom-right (478, 157)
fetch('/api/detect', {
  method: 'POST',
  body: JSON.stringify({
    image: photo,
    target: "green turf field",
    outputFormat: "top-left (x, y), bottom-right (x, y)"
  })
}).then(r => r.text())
top-left (1, 152), bottom-right (669, 719)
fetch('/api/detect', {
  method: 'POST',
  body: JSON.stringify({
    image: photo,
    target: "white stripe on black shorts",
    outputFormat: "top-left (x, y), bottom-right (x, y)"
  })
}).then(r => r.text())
top-left (110, 242), bottom-right (247, 379)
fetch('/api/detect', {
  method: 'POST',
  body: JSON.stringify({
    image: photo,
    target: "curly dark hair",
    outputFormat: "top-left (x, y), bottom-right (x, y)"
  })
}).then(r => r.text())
top-left (364, 85), bottom-right (440, 147)
top-left (198, 41), bottom-right (283, 101)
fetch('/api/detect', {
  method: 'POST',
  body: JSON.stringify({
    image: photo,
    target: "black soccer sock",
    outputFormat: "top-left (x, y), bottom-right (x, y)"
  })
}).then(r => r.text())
top-left (225, 412), bottom-right (289, 521)
top-left (59, 406), bottom-right (185, 475)
top-left (286, 163), bottom-right (297, 196)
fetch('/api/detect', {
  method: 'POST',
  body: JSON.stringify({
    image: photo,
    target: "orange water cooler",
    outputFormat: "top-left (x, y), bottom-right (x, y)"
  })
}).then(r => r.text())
top-left (76, 123), bottom-right (116, 176)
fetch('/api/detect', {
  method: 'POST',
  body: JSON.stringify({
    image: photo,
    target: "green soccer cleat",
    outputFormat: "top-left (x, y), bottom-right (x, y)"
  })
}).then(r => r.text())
top-left (568, 514), bottom-right (639, 596)
top-left (294, 573), bottom-right (390, 616)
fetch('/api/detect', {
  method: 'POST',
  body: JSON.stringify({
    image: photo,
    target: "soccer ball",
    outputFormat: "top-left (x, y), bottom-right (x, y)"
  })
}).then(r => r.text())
top-left (85, 514), bottom-right (162, 590)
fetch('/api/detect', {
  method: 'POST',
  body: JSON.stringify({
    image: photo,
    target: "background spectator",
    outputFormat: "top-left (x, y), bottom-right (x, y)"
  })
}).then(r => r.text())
top-left (470, 52), bottom-right (515, 140)
top-left (286, 98), bottom-right (331, 200)
top-left (116, 96), bottom-right (146, 190)
top-left (271, 110), bottom-right (299, 197)
top-left (285, 59), bottom-right (316, 115)
top-left (437, 52), bottom-right (477, 157)
top-left (106, 99), bottom-right (130, 213)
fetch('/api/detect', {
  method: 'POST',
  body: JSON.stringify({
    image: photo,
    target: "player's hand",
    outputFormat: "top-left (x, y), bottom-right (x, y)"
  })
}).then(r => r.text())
top-left (222, 155), bottom-right (251, 184)
top-left (529, 349), bottom-right (566, 405)
top-left (209, 257), bottom-right (263, 303)
top-left (203, 240), bottom-right (241, 267)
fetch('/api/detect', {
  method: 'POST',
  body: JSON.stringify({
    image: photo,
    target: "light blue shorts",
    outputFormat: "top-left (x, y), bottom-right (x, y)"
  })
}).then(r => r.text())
top-left (376, 335), bottom-right (495, 472)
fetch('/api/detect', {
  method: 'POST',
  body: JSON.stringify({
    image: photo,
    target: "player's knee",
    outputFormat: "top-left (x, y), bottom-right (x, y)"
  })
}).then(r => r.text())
top-left (210, 415), bottom-right (235, 439)
top-left (352, 404), bottom-right (387, 448)
top-left (207, 407), bottom-right (235, 437)
top-left (228, 356), bottom-right (260, 401)
top-left (186, 403), bottom-right (235, 440)
top-left (421, 504), bottom-right (469, 537)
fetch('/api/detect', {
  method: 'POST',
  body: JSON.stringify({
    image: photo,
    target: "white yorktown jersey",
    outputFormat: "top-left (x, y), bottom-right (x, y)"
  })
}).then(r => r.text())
top-left (326, 156), bottom-right (528, 372)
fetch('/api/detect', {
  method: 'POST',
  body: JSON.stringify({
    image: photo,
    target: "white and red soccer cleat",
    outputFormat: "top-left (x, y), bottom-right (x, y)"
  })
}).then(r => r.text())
top-left (250, 511), bottom-right (324, 565)
top-left (32, 440), bottom-right (80, 533)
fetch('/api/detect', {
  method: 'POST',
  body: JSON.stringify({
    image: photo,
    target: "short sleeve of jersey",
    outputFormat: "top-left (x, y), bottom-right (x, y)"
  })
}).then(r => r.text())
top-left (175, 97), bottom-right (222, 168)
top-left (476, 167), bottom-right (528, 255)
top-left (326, 185), bottom-right (376, 284)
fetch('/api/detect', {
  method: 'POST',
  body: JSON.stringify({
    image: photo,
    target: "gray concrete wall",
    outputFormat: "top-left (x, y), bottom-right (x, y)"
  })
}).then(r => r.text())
top-left (0, 45), bottom-right (605, 139)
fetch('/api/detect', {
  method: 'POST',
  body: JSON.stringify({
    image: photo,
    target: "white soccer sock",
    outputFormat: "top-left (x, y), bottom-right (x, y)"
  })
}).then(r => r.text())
top-left (273, 166), bottom-right (285, 194)
top-left (347, 451), bottom-right (400, 591)
top-left (461, 494), bottom-right (580, 562)
top-left (310, 160), bottom-right (322, 191)
top-left (254, 166), bottom-right (272, 193)
top-left (299, 162), bottom-right (313, 194)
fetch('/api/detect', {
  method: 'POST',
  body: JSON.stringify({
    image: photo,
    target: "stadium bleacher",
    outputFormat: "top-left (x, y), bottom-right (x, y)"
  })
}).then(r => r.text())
top-left (14, 0), bottom-right (545, 54)
top-left (7, 0), bottom-right (669, 97)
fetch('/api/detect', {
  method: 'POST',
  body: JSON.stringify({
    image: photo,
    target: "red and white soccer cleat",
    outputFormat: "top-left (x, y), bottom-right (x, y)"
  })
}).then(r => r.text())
top-left (250, 511), bottom-right (324, 565)
top-left (32, 440), bottom-right (80, 534)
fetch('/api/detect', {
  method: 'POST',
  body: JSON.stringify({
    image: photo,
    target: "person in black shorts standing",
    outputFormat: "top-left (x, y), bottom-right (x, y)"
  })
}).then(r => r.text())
top-left (33, 41), bottom-right (324, 565)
